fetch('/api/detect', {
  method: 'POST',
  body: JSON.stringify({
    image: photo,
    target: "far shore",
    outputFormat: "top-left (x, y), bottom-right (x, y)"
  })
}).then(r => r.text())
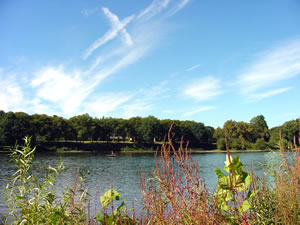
top-left (0, 149), bottom-right (272, 154)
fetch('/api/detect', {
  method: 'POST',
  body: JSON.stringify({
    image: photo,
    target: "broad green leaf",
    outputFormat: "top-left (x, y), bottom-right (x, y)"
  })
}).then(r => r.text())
top-left (114, 199), bottom-right (126, 215)
top-left (231, 155), bottom-right (243, 172)
top-left (244, 174), bottom-right (251, 187)
top-left (106, 215), bottom-right (113, 225)
top-left (242, 200), bottom-right (251, 212)
top-left (214, 168), bottom-right (226, 178)
top-left (218, 176), bottom-right (230, 190)
top-left (100, 189), bottom-right (121, 208)
top-left (95, 214), bottom-right (104, 223)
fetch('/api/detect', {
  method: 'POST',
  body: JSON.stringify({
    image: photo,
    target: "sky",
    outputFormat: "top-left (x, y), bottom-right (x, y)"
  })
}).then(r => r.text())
top-left (0, 0), bottom-right (300, 128)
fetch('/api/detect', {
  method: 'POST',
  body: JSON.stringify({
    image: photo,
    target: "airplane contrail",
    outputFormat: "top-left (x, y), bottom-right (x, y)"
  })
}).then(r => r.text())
top-left (83, 8), bottom-right (134, 59)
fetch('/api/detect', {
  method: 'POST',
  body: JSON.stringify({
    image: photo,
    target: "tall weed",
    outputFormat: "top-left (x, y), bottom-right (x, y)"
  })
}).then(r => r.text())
top-left (3, 137), bottom-right (90, 224)
top-left (250, 131), bottom-right (300, 225)
top-left (140, 126), bottom-right (223, 224)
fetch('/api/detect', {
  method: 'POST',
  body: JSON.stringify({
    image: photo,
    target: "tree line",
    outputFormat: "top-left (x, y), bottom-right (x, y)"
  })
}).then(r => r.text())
top-left (214, 115), bottom-right (300, 150)
top-left (0, 110), bottom-right (299, 150)
top-left (0, 111), bottom-right (214, 148)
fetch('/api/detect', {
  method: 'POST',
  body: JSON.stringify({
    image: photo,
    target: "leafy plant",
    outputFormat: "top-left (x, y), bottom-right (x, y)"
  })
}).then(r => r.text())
top-left (4, 136), bottom-right (65, 224)
top-left (214, 154), bottom-right (257, 224)
top-left (4, 136), bottom-right (91, 225)
top-left (95, 189), bottom-right (135, 225)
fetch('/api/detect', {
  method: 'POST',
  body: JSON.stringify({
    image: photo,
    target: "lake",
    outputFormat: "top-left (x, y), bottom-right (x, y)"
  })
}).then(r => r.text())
top-left (0, 151), bottom-right (269, 217)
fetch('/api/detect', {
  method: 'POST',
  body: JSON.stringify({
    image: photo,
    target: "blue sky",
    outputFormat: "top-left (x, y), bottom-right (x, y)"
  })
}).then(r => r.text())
top-left (0, 0), bottom-right (300, 128)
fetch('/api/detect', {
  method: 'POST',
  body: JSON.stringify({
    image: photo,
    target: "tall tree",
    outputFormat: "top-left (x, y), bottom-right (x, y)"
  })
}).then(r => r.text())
top-left (136, 116), bottom-right (160, 143)
top-left (31, 114), bottom-right (55, 142)
top-left (250, 115), bottom-right (270, 142)
top-left (69, 113), bottom-right (93, 142)
top-left (0, 112), bottom-right (18, 145)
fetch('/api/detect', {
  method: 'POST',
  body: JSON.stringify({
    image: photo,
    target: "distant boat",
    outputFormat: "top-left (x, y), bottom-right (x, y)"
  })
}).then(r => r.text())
top-left (106, 151), bottom-right (117, 157)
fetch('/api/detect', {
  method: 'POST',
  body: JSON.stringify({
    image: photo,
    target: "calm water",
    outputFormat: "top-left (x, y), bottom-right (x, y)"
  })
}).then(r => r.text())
top-left (0, 151), bottom-right (268, 216)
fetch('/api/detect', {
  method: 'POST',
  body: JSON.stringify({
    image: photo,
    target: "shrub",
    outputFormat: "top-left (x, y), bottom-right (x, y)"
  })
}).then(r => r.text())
top-left (4, 137), bottom-right (90, 224)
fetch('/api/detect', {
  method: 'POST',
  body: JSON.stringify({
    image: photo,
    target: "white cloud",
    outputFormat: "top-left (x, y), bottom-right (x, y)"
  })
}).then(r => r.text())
top-left (248, 87), bottom-right (292, 101)
top-left (32, 66), bottom-right (96, 115)
top-left (83, 3), bottom-right (182, 85)
top-left (168, 0), bottom-right (191, 16)
top-left (183, 76), bottom-right (221, 101)
top-left (238, 38), bottom-right (300, 100)
top-left (182, 106), bottom-right (215, 117)
top-left (138, 0), bottom-right (171, 20)
top-left (27, 2), bottom-right (170, 116)
top-left (26, 98), bottom-right (60, 115)
top-left (83, 8), bottom-right (134, 59)
top-left (102, 8), bottom-right (134, 46)
top-left (91, 45), bottom-right (150, 83)
top-left (85, 57), bottom-right (102, 75)
top-left (121, 100), bottom-right (153, 118)
top-left (0, 74), bottom-right (24, 112)
top-left (83, 93), bottom-right (132, 116)
top-left (2, 1), bottom-right (191, 117)
top-left (186, 64), bottom-right (200, 72)
top-left (139, 0), bottom-right (191, 19)
top-left (121, 81), bottom-right (170, 118)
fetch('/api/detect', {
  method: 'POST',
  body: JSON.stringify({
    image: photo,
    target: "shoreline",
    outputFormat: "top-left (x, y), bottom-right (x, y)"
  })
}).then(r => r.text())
top-left (0, 146), bottom-right (274, 154)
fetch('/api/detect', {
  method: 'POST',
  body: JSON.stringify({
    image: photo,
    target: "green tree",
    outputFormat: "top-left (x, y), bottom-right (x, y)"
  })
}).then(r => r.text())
top-left (51, 115), bottom-right (70, 141)
top-left (69, 114), bottom-right (93, 142)
top-left (114, 119), bottom-right (127, 142)
top-left (136, 116), bottom-right (160, 143)
top-left (268, 126), bottom-right (281, 149)
top-left (223, 120), bottom-right (252, 150)
top-left (250, 115), bottom-right (270, 142)
top-left (214, 127), bottom-right (226, 150)
top-left (31, 114), bottom-right (56, 142)
top-left (158, 119), bottom-right (173, 142)
top-left (189, 121), bottom-right (207, 144)
top-left (0, 111), bottom-right (18, 145)
top-left (102, 117), bottom-right (118, 141)
top-left (254, 138), bottom-right (268, 150)
top-left (127, 117), bottom-right (142, 142)
top-left (281, 119), bottom-right (300, 149)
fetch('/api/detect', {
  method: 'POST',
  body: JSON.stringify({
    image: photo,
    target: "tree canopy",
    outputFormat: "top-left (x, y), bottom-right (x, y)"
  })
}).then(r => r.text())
top-left (0, 110), bottom-right (299, 151)
top-left (0, 111), bottom-right (215, 148)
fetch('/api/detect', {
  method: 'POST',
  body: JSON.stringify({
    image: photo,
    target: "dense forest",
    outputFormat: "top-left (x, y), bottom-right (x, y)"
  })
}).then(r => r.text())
top-left (0, 110), bottom-right (299, 150)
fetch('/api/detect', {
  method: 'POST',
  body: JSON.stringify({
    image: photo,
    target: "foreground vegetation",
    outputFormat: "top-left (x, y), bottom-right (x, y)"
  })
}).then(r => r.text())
top-left (0, 110), bottom-right (299, 151)
top-left (1, 129), bottom-right (299, 224)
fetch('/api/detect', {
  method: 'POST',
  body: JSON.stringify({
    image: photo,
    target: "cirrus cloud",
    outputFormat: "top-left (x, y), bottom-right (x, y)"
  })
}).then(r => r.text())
top-left (238, 38), bottom-right (300, 101)
top-left (183, 76), bottom-right (222, 101)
